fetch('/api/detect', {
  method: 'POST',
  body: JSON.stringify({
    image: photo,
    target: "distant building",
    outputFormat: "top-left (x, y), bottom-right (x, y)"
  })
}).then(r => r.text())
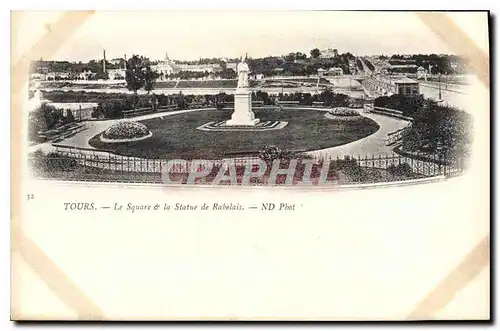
top-left (320, 48), bottom-right (339, 58)
top-left (108, 69), bottom-right (126, 80)
top-left (393, 77), bottom-right (420, 97)
top-left (152, 52), bottom-right (180, 78)
top-left (363, 76), bottom-right (420, 97)
top-left (109, 58), bottom-right (123, 66)
top-left (416, 66), bottom-right (426, 80)
top-left (152, 62), bottom-right (179, 77)
top-left (226, 62), bottom-right (238, 71)
top-left (46, 72), bottom-right (70, 80)
top-left (327, 67), bottom-right (344, 76)
top-left (176, 63), bottom-right (222, 73)
top-left (78, 70), bottom-right (95, 80)
top-left (30, 73), bottom-right (45, 81)
top-left (36, 64), bottom-right (50, 74)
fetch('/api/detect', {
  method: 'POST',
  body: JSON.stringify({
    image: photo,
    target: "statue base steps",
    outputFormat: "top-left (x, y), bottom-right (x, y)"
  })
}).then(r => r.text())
top-left (226, 118), bottom-right (260, 126)
top-left (197, 120), bottom-right (288, 132)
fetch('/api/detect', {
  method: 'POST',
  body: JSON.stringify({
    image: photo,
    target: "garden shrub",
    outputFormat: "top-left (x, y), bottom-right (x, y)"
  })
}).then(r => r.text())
top-left (387, 162), bottom-right (414, 177)
top-left (102, 121), bottom-right (150, 140)
top-left (28, 103), bottom-right (64, 142)
top-left (258, 145), bottom-right (282, 164)
top-left (30, 151), bottom-right (78, 173)
top-left (328, 107), bottom-right (359, 117)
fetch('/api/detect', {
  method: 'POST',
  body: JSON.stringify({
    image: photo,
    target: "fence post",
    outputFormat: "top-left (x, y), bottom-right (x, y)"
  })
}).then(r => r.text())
top-left (443, 151), bottom-right (448, 177)
top-left (410, 153), bottom-right (413, 175)
top-left (433, 153), bottom-right (436, 176)
top-left (438, 153), bottom-right (443, 175)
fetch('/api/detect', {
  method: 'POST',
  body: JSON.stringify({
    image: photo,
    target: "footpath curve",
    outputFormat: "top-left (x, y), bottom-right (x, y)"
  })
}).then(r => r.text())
top-left (34, 107), bottom-right (411, 167)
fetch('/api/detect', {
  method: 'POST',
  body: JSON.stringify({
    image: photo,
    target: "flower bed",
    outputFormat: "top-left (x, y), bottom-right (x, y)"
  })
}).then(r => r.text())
top-left (325, 107), bottom-right (363, 121)
top-left (100, 121), bottom-right (152, 143)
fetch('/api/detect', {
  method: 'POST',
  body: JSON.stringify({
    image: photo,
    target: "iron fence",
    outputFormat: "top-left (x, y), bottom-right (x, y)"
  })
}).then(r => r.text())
top-left (28, 148), bottom-right (464, 185)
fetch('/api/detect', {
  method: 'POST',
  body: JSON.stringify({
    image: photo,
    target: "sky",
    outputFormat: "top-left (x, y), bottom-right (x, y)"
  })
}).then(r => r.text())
top-left (14, 11), bottom-right (489, 62)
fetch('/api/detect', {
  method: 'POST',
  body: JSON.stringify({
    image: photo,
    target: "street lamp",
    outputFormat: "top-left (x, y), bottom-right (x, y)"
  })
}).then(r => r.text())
top-left (316, 68), bottom-right (325, 94)
top-left (437, 71), bottom-right (443, 103)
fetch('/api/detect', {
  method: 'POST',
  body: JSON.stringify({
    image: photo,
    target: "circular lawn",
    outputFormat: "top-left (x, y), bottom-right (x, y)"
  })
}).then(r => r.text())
top-left (88, 108), bottom-right (380, 159)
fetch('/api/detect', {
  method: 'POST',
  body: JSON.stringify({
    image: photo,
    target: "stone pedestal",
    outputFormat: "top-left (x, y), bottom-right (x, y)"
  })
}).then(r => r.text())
top-left (226, 88), bottom-right (260, 126)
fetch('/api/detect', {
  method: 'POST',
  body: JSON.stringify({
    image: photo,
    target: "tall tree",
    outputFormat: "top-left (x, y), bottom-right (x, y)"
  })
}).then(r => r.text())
top-left (310, 48), bottom-right (321, 59)
top-left (285, 53), bottom-right (296, 62)
top-left (125, 55), bottom-right (145, 94)
top-left (125, 55), bottom-right (157, 94)
top-left (144, 65), bottom-right (159, 94)
top-left (295, 52), bottom-right (307, 60)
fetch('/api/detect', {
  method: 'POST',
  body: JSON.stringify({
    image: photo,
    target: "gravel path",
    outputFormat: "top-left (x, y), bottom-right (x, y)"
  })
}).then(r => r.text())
top-left (306, 112), bottom-right (409, 159)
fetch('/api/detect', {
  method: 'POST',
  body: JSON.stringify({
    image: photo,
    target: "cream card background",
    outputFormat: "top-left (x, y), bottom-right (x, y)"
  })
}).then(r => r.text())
top-left (11, 11), bottom-right (490, 320)
top-left (13, 176), bottom-right (490, 320)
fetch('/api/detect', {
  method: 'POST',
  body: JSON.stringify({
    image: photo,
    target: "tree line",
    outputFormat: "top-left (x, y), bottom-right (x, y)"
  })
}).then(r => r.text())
top-left (31, 48), bottom-right (357, 81)
top-left (379, 54), bottom-right (469, 74)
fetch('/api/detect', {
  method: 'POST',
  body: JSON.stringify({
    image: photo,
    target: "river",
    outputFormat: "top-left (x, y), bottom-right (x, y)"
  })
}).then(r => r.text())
top-left (37, 74), bottom-right (480, 112)
top-left (40, 86), bottom-right (367, 98)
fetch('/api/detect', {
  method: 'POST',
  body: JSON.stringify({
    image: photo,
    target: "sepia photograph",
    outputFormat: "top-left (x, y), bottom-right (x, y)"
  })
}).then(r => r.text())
top-left (10, 9), bottom-right (490, 321)
top-left (23, 11), bottom-right (477, 186)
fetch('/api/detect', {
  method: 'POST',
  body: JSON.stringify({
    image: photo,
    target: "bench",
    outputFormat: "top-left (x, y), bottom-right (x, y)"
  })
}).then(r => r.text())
top-left (277, 101), bottom-right (300, 105)
top-left (276, 101), bottom-right (300, 107)
top-left (373, 106), bottom-right (403, 116)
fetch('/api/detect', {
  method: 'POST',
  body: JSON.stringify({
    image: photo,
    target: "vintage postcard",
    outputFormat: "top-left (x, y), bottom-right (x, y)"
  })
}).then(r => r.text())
top-left (11, 10), bottom-right (490, 320)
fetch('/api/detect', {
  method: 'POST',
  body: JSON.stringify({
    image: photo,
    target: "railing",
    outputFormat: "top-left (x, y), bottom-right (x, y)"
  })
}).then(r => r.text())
top-left (28, 149), bottom-right (464, 185)
top-left (38, 123), bottom-right (87, 142)
top-left (123, 107), bottom-right (156, 118)
top-left (385, 122), bottom-right (413, 146)
top-left (374, 106), bottom-right (403, 116)
top-left (372, 106), bottom-right (414, 121)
